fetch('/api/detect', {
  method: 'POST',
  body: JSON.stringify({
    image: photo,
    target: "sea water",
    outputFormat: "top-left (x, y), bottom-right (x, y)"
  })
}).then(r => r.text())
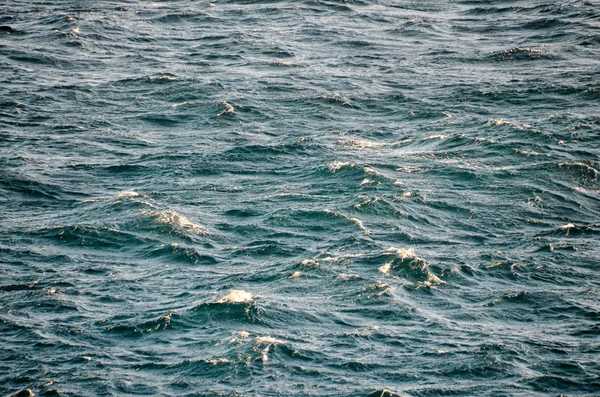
top-left (1, 1), bottom-right (599, 396)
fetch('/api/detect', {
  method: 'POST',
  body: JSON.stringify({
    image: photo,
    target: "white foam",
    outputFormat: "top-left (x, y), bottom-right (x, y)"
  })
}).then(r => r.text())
top-left (301, 259), bottom-right (319, 267)
top-left (424, 134), bottom-right (448, 140)
top-left (337, 273), bottom-right (360, 280)
top-left (259, 345), bottom-right (270, 362)
top-left (513, 148), bottom-right (543, 156)
top-left (205, 358), bottom-right (230, 365)
top-left (368, 282), bottom-right (391, 297)
top-left (116, 191), bottom-right (139, 198)
top-left (322, 253), bottom-right (365, 262)
top-left (379, 262), bottom-right (392, 274)
top-left (363, 167), bottom-right (380, 176)
top-left (149, 209), bottom-right (207, 235)
top-left (386, 247), bottom-right (416, 259)
top-left (218, 290), bottom-right (253, 304)
top-left (488, 118), bottom-right (540, 132)
top-left (255, 336), bottom-right (283, 344)
top-left (490, 118), bottom-right (508, 126)
top-left (217, 101), bottom-right (234, 117)
top-left (328, 161), bottom-right (355, 172)
top-left (338, 139), bottom-right (383, 148)
top-left (354, 197), bottom-right (378, 208)
top-left (255, 336), bottom-right (283, 362)
top-left (560, 223), bottom-right (575, 230)
top-left (427, 273), bottom-right (445, 285)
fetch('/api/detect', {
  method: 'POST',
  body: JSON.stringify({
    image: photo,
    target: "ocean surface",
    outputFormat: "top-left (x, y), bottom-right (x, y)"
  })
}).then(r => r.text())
top-left (1, 1), bottom-right (599, 396)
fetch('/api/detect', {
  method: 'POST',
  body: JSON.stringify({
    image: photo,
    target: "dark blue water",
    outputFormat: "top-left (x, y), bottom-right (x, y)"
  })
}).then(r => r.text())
top-left (1, 1), bottom-right (599, 396)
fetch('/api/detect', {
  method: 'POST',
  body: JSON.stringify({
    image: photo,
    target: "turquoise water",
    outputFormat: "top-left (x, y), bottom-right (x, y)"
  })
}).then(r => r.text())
top-left (1, 1), bottom-right (599, 396)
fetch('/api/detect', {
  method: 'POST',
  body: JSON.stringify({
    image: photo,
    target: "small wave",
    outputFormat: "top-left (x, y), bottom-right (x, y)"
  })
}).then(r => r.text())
top-left (382, 248), bottom-right (445, 287)
top-left (558, 161), bottom-right (598, 179)
top-left (488, 46), bottom-right (557, 61)
top-left (144, 243), bottom-right (218, 265)
top-left (103, 313), bottom-right (174, 337)
top-left (0, 25), bottom-right (25, 35)
top-left (324, 209), bottom-right (370, 235)
top-left (322, 253), bottom-right (366, 262)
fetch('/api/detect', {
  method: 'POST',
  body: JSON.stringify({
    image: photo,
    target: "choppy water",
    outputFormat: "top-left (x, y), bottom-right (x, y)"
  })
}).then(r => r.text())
top-left (1, 1), bottom-right (599, 396)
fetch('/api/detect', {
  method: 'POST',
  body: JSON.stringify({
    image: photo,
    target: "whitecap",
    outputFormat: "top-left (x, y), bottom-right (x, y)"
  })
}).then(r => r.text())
top-left (426, 273), bottom-right (445, 285)
top-left (255, 336), bottom-right (283, 344)
top-left (379, 262), bottom-right (392, 274)
top-left (217, 101), bottom-right (234, 117)
top-left (363, 167), bottom-right (380, 176)
top-left (513, 148), bottom-right (544, 157)
top-left (116, 191), bottom-right (139, 198)
top-left (424, 134), bottom-right (448, 140)
top-left (301, 259), bottom-right (319, 267)
top-left (338, 139), bottom-right (383, 148)
top-left (488, 118), bottom-right (540, 132)
top-left (205, 358), bottom-right (230, 365)
top-left (337, 273), bottom-right (361, 280)
top-left (385, 247), bottom-right (416, 259)
top-left (218, 290), bottom-right (253, 304)
top-left (255, 336), bottom-right (283, 362)
top-left (144, 209), bottom-right (207, 235)
top-left (328, 161), bottom-right (355, 172)
top-left (559, 223), bottom-right (575, 230)
top-left (354, 196), bottom-right (379, 208)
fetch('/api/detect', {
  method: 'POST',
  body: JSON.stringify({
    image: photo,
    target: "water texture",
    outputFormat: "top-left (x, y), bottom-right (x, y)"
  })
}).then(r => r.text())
top-left (1, 1), bottom-right (599, 396)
